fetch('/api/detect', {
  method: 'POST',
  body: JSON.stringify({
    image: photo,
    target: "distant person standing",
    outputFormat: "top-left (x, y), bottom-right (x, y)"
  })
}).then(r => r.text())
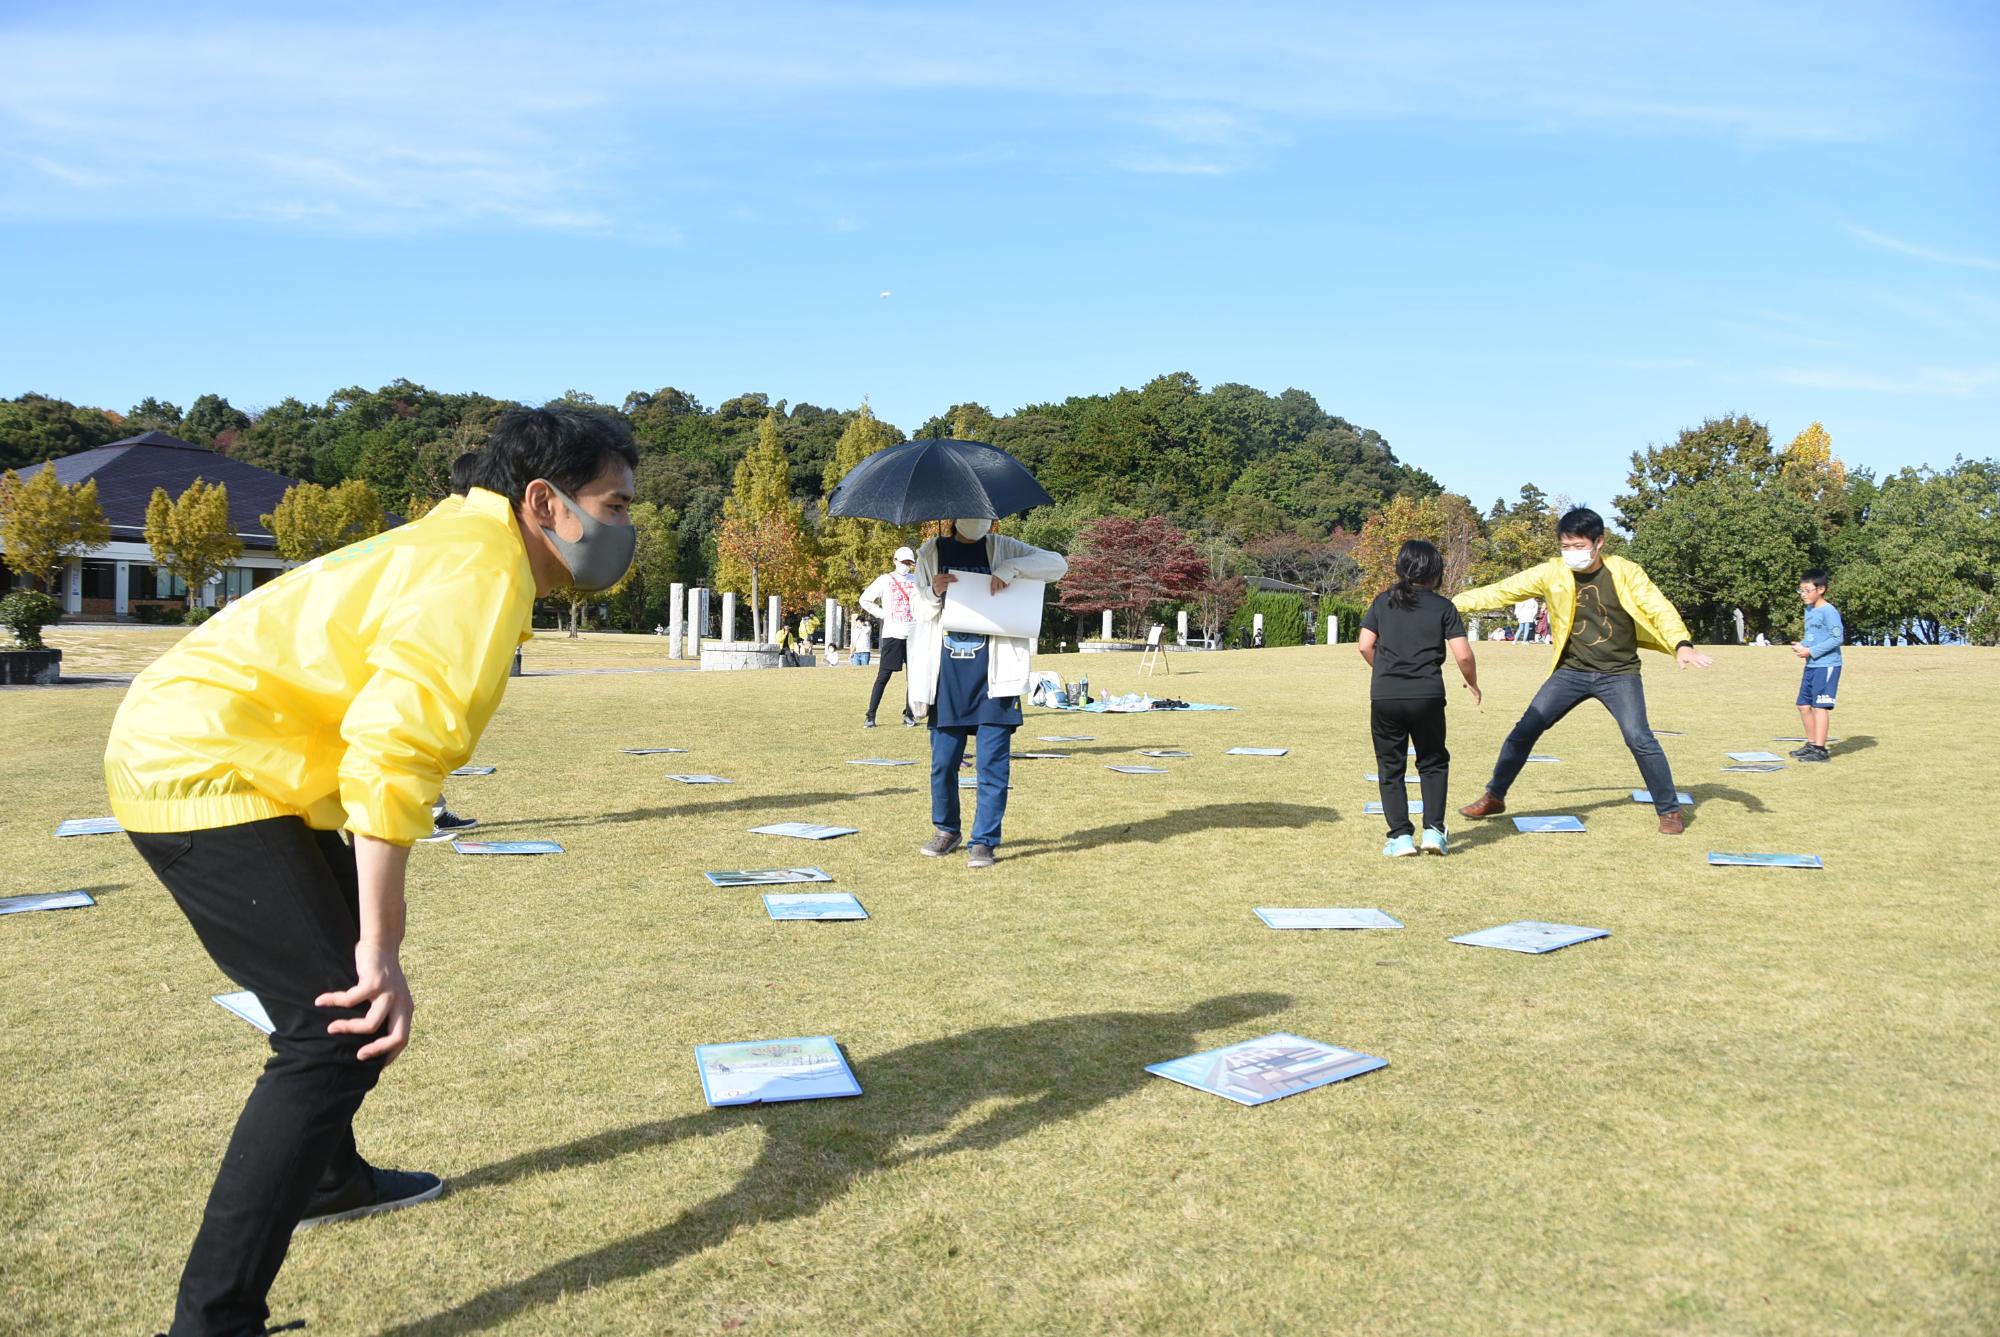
top-left (1514, 596), bottom-right (1539, 643)
top-left (422, 452), bottom-right (490, 843)
top-left (1535, 602), bottom-right (1551, 643)
top-left (1452, 507), bottom-right (1711, 835)
top-left (1357, 540), bottom-right (1480, 857)
top-left (908, 519), bottom-right (1067, 868)
top-left (858, 546), bottom-right (920, 728)
top-left (1790, 567), bottom-right (1844, 762)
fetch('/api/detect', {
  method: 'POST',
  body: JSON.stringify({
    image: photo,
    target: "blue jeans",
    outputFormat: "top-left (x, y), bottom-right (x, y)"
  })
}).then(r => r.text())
top-left (931, 722), bottom-right (1013, 848)
top-left (1489, 668), bottom-right (1682, 814)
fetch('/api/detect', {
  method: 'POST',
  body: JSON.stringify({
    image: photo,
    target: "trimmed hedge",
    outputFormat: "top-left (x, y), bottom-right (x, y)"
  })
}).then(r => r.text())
top-left (1226, 592), bottom-right (1306, 647)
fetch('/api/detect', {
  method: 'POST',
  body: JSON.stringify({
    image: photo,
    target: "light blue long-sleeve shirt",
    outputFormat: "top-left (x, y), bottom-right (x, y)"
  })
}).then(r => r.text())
top-left (1801, 602), bottom-right (1844, 667)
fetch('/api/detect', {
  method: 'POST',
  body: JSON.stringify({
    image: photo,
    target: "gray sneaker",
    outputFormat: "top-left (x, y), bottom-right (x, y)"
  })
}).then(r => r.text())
top-left (966, 844), bottom-right (996, 868)
top-left (920, 830), bottom-right (962, 857)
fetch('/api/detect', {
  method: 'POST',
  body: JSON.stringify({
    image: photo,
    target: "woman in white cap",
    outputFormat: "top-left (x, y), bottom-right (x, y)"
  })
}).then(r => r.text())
top-left (858, 545), bottom-right (921, 728)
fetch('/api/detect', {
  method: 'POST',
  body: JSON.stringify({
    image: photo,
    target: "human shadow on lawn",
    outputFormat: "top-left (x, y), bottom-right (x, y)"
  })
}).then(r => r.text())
top-left (998, 802), bottom-right (1337, 862)
top-left (470, 788), bottom-right (920, 833)
top-left (379, 992), bottom-right (1292, 1337)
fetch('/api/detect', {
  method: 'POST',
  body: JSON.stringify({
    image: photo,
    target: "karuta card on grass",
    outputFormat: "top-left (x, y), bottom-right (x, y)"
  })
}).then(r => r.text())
top-left (1450, 921), bottom-right (1608, 954)
top-left (1145, 1033), bottom-right (1386, 1106)
top-left (763, 892), bottom-right (868, 921)
top-left (1707, 851), bottom-right (1824, 869)
top-left (0, 890), bottom-right (95, 916)
top-left (1254, 908), bottom-right (1402, 930)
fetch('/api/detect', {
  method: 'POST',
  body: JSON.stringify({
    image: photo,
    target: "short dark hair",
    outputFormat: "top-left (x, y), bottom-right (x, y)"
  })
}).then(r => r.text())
top-left (1801, 567), bottom-right (1831, 590)
top-left (480, 406), bottom-right (638, 506)
top-left (1557, 507), bottom-right (1605, 542)
top-left (1388, 539), bottom-right (1443, 610)
top-left (448, 451), bottom-right (485, 497)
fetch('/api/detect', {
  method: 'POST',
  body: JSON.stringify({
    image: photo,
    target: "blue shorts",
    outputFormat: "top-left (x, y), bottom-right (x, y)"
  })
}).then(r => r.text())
top-left (1797, 665), bottom-right (1841, 710)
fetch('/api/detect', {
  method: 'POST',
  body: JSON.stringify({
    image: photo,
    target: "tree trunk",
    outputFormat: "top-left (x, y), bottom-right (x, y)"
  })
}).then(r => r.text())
top-left (568, 597), bottom-right (581, 638)
top-left (750, 568), bottom-right (762, 643)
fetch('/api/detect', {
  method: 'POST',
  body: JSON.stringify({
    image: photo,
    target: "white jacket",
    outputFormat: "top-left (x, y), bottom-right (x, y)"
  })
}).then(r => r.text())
top-left (859, 570), bottom-right (919, 640)
top-left (907, 533), bottom-right (1068, 715)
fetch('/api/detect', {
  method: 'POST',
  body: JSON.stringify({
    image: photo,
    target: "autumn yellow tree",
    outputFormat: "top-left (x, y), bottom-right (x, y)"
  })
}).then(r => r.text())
top-left (715, 414), bottom-right (820, 639)
top-left (1352, 493), bottom-right (1486, 596)
top-left (1778, 421), bottom-right (1850, 528)
top-left (817, 403), bottom-right (908, 605)
top-left (144, 479), bottom-right (242, 608)
top-left (0, 467), bottom-right (111, 590)
top-left (260, 479), bottom-right (385, 561)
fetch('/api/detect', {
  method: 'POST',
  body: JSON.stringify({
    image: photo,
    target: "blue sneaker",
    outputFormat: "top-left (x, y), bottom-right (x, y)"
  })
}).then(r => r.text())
top-left (1381, 834), bottom-right (1419, 858)
top-left (1420, 827), bottom-right (1448, 857)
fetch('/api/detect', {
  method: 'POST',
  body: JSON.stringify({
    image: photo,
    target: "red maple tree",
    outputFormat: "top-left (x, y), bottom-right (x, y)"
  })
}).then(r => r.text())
top-left (1057, 516), bottom-right (1210, 639)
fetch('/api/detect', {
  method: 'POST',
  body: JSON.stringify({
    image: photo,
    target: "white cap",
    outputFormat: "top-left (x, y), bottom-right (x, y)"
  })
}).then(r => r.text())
top-left (894, 546), bottom-right (917, 565)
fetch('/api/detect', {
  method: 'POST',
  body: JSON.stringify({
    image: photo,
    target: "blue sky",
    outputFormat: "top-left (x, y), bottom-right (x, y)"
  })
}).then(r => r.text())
top-left (2, 0), bottom-right (1994, 518)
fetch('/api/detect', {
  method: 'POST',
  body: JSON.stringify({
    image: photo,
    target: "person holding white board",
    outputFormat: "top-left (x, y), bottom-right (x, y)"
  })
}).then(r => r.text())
top-left (906, 518), bottom-right (1067, 867)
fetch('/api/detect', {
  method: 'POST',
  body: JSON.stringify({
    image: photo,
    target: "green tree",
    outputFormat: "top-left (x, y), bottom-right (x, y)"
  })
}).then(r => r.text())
top-left (144, 479), bottom-right (243, 608)
top-left (715, 415), bottom-right (820, 638)
top-left (1832, 460), bottom-right (2000, 644)
top-left (608, 500), bottom-right (681, 629)
top-left (259, 480), bottom-right (386, 561)
top-left (0, 467), bottom-right (112, 591)
top-left (1615, 414), bottom-right (1775, 533)
top-left (0, 393), bottom-right (125, 471)
top-left (1624, 471), bottom-right (1822, 641)
top-left (126, 398), bottom-right (185, 433)
top-left (180, 394), bottom-right (252, 450)
top-left (817, 404), bottom-right (907, 605)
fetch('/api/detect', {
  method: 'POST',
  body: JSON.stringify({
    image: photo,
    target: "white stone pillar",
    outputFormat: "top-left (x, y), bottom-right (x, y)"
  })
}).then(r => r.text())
top-left (114, 562), bottom-right (131, 617)
top-left (668, 581), bottom-right (685, 657)
top-left (768, 595), bottom-right (782, 646)
top-left (1327, 614), bottom-right (1339, 646)
top-left (1253, 612), bottom-right (1265, 644)
top-left (824, 598), bottom-right (837, 648)
top-left (689, 587), bottom-right (707, 656)
top-left (64, 558), bottom-right (83, 613)
top-left (1176, 610), bottom-right (1188, 645)
top-left (1100, 609), bottom-right (1113, 640)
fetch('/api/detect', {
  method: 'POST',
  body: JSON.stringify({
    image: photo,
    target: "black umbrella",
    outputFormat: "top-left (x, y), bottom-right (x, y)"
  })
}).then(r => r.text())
top-left (825, 438), bottom-right (1052, 524)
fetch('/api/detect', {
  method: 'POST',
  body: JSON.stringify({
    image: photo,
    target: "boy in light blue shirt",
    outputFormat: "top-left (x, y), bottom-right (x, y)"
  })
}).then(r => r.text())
top-left (1791, 567), bottom-right (1844, 762)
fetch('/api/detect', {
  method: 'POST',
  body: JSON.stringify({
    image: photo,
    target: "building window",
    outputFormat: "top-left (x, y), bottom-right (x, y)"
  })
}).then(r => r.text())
top-left (81, 561), bottom-right (117, 600)
top-left (135, 567), bottom-right (188, 600)
top-left (222, 567), bottom-right (257, 599)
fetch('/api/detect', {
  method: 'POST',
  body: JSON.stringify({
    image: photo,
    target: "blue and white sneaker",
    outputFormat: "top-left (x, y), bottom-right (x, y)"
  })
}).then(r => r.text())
top-left (1381, 834), bottom-right (1419, 858)
top-left (1420, 827), bottom-right (1448, 857)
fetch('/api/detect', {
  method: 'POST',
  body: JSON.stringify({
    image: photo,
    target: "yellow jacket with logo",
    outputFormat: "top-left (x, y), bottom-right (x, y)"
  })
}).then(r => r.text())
top-left (1452, 555), bottom-right (1693, 674)
top-left (105, 488), bottom-right (536, 845)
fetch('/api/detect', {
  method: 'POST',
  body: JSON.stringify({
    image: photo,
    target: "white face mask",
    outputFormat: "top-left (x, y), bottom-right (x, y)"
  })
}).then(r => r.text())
top-left (953, 518), bottom-right (992, 541)
top-left (1561, 546), bottom-right (1597, 572)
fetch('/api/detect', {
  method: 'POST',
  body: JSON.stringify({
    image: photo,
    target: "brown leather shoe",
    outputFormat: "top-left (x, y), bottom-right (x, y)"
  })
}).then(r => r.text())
top-left (1658, 810), bottom-right (1686, 835)
top-left (1460, 791), bottom-right (1507, 818)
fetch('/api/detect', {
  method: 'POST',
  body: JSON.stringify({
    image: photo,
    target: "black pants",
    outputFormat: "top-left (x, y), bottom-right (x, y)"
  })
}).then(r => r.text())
top-left (1371, 696), bottom-right (1449, 838)
top-left (129, 817), bottom-right (384, 1337)
top-left (866, 636), bottom-right (911, 721)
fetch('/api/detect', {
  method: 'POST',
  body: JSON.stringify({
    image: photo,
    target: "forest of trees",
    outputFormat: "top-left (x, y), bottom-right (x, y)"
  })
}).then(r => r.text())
top-left (3, 382), bottom-right (1995, 645)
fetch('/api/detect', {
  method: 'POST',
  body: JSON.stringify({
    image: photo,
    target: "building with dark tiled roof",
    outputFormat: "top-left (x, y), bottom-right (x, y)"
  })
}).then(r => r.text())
top-left (1, 430), bottom-right (302, 618)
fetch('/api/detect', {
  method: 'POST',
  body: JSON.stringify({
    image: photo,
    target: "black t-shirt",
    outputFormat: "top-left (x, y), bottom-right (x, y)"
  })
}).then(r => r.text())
top-left (1361, 589), bottom-right (1466, 699)
top-left (1557, 563), bottom-right (1640, 675)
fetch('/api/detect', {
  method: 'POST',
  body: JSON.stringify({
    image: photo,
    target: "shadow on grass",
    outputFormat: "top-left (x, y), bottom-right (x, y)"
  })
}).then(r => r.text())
top-left (468, 788), bottom-right (921, 834)
top-left (381, 993), bottom-right (1292, 1337)
top-left (1447, 794), bottom-right (1675, 853)
top-left (999, 802), bottom-right (1335, 861)
top-left (1831, 734), bottom-right (1877, 756)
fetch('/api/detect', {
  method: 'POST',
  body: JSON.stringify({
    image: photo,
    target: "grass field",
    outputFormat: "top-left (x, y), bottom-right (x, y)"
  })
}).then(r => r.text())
top-left (3, 641), bottom-right (1996, 1335)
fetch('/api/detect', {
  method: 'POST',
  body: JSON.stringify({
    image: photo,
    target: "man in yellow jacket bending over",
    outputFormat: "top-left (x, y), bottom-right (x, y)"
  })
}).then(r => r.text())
top-left (105, 407), bottom-right (636, 1337)
top-left (1451, 506), bottom-right (1712, 835)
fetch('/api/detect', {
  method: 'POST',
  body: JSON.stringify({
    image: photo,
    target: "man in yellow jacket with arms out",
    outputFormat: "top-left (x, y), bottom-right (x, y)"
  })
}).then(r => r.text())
top-left (1451, 506), bottom-right (1712, 835)
top-left (104, 406), bottom-right (637, 1337)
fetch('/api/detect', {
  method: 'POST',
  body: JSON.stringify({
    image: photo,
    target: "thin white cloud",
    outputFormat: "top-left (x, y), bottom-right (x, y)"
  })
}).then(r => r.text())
top-left (1121, 158), bottom-right (1235, 177)
top-left (1845, 224), bottom-right (2000, 273)
top-left (1773, 365), bottom-right (1998, 396)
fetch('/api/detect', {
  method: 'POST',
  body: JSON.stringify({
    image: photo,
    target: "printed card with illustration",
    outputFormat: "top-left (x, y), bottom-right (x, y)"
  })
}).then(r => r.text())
top-left (1512, 815), bottom-right (1585, 833)
top-left (1525, 755), bottom-right (1561, 763)
top-left (667, 774), bottom-right (733, 784)
top-left (1722, 762), bottom-right (1785, 774)
top-left (55, 817), bottom-right (123, 838)
top-left (750, 822), bottom-right (859, 841)
top-left (452, 840), bottom-right (563, 855)
top-left (763, 892), bottom-right (869, 920)
top-left (1364, 800), bottom-right (1424, 814)
top-left (1141, 750), bottom-right (1191, 758)
top-left (449, 765), bottom-right (496, 776)
top-left (1451, 921), bottom-right (1609, 954)
top-left (622, 747), bottom-right (689, 755)
top-left (1631, 790), bottom-right (1696, 805)
top-left (1227, 747), bottom-right (1289, 756)
top-left (1145, 1033), bottom-right (1387, 1107)
top-left (695, 1036), bottom-right (862, 1107)
top-left (1707, 851), bottom-right (1824, 869)
top-left (0, 890), bottom-right (95, 916)
top-left (213, 990), bottom-right (275, 1034)
top-left (1728, 751), bottom-right (1785, 763)
top-left (705, 867), bottom-right (834, 887)
top-left (1038, 735), bottom-right (1095, 743)
top-left (1253, 908), bottom-right (1403, 930)
top-left (1010, 751), bottom-right (1069, 760)
top-left (1107, 765), bottom-right (1167, 774)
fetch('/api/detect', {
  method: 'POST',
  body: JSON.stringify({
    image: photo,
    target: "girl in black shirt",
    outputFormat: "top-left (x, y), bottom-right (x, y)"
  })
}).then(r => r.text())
top-left (1357, 540), bottom-right (1481, 856)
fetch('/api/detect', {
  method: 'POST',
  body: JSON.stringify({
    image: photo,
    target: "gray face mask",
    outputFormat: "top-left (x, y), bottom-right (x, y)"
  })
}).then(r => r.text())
top-left (540, 484), bottom-right (636, 591)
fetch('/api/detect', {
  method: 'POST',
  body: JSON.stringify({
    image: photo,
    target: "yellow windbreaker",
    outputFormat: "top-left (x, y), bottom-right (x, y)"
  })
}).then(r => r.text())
top-left (1453, 555), bottom-right (1694, 674)
top-left (105, 488), bottom-right (536, 845)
